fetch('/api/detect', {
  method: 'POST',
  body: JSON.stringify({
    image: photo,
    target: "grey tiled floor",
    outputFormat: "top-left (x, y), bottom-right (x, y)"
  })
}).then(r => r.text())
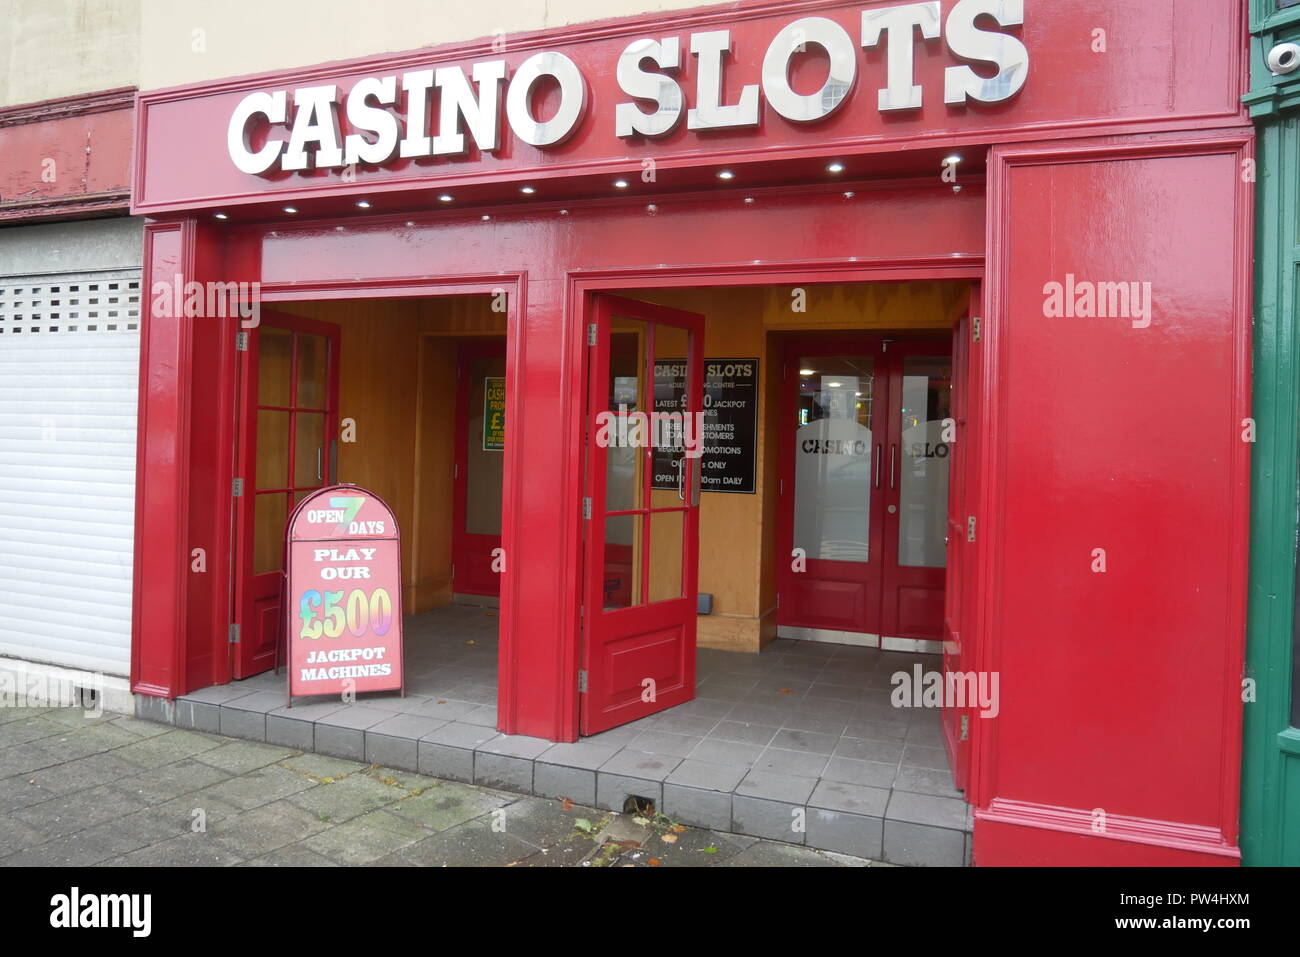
top-left (153, 603), bottom-right (972, 865)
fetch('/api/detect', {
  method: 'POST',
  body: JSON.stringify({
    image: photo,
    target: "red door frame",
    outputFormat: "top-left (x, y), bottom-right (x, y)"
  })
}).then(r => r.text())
top-left (943, 288), bottom-right (981, 793)
top-left (453, 338), bottom-right (508, 599)
top-left (247, 277), bottom-right (524, 723)
top-left (232, 309), bottom-right (341, 678)
top-left (579, 293), bottom-right (705, 734)
top-left (564, 265), bottom-right (982, 743)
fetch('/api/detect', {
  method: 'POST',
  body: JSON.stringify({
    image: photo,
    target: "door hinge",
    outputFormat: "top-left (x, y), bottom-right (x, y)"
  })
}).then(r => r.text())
top-left (235, 331), bottom-right (249, 351)
top-left (228, 624), bottom-right (240, 644)
top-left (232, 477), bottom-right (245, 497)
top-left (971, 317), bottom-right (982, 343)
top-left (454, 463), bottom-right (460, 479)
top-left (587, 323), bottom-right (597, 346)
top-left (960, 714), bottom-right (970, 741)
top-left (577, 669), bottom-right (588, 693)
top-left (779, 478), bottom-right (783, 495)
top-left (776, 593), bottom-right (781, 609)
top-left (966, 516), bottom-right (976, 542)
top-left (582, 497), bottom-right (592, 519)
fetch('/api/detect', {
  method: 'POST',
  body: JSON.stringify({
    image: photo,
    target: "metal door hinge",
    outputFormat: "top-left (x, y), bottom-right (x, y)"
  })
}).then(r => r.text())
top-left (776, 593), bottom-right (781, 609)
top-left (577, 669), bottom-right (588, 693)
top-left (228, 624), bottom-right (240, 644)
top-left (960, 714), bottom-right (970, 741)
top-left (971, 317), bottom-right (982, 343)
top-left (235, 331), bottom-right (249, 351)
top-left (582, 497), bottom-right (592, 519)
top-left (966, 516), bottom-right (976, 542)
top-left (232, 477), bottom-right (245, 497)
top-left (587, 323), bottom-right (597, 346)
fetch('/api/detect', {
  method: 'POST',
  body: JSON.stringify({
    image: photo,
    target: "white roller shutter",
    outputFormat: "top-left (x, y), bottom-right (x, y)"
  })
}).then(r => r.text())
top-left (0, 269), bottom-right (141, 676)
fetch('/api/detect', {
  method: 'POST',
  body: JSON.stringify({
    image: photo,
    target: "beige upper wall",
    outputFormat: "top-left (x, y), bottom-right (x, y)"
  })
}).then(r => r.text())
top-left (137, 0), bottom-right (710, 92)
top-left (1, 0), bottom-right (716, 107)
top-left (1, 0), bottom-right (140, 106)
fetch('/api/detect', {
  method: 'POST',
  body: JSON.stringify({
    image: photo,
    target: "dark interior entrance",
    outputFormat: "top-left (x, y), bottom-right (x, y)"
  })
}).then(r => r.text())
top-left (231, 294), bottom-right (507, 679)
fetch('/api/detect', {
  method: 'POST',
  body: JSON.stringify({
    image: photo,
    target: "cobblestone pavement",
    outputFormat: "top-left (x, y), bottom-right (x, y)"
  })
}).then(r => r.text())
top-left (0, 706), bottom-right (887, 867)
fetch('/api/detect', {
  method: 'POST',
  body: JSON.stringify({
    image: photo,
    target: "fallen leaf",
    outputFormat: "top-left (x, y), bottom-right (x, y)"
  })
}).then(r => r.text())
top-left (648, 858), bottom-right (662, 867)
top-left (777, 688), bottom-right (793, 694)
top-left (465, 640), bottom-right (476, 645)
top-left (670, 824), bottom-right (686, 833)
top-left (632, 816), bottom-right (650, 826)
top-left (701, 847), bottom-right (718, 854)
top-left (561, 798), bottom-right (575, 812)
top-left (660, 834), bottom-right (678, 844)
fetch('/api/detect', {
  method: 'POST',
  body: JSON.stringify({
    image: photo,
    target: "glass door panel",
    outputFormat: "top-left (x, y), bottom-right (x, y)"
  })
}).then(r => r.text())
top-left (897, 356), bottom-right (952, 569)
top-left (793, 356), bottom-right (876, 564)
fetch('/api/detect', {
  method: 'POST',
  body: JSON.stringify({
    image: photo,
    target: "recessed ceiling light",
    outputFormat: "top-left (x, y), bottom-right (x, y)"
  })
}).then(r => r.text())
top-left (559, 209), bottom-right (569, 215)
top-left (843, 191), bottom-right (855, 199)
top-left (647, 204), bottom-right (658, 212)
top-left (827, 162), bottom-right (845, 173)
top-left (355, 200), bottom-right (371, 208)
top-left (717, 170), bottom-right (735, 180)
top-left (438, 194), bottom-right (454, 202)
top-left (613, 179), bottom-right (629, 189)
top-left (828, 381), bottom-right (843, 388)
top-left (283, 206), bottom-right (298, 214)
top-left (799, 369), bottom-right (816, 376)
top-left (520, 186), bottom-right (536, 194)
top-left (744, 197), bottom-right (755, 204)
top-left (481, 214), bottom-right (491, 221)
top-left (214, 212), bottom-right (229, 220)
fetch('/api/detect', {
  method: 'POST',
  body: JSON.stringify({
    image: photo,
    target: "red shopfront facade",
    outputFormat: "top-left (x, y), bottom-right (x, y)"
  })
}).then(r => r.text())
top-left (130, 0), bottom-right (1254, 865)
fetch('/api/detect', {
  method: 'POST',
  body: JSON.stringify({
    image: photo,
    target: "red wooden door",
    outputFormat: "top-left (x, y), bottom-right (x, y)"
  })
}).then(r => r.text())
top-left (580, 294), bottom-right (703, 735)
top-left (941, 291), bottom-right (979, 791)
top-left (453, 339), bottom-right (506, 597)
top-left (776, 336), bottom-right (889, 639)
top-left (879, 340), bottom-right (954, 642)
top-left (232, 311), bottom-right (341, 678)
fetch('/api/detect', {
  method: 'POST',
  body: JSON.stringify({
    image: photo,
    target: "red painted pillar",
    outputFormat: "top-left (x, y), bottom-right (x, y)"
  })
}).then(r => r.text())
top-left (971, 131), bottom-right (1253, 865)
top-left (130, 221), bottom-right (193, 698)
top-left (496, 276), bottom-right (583, 742)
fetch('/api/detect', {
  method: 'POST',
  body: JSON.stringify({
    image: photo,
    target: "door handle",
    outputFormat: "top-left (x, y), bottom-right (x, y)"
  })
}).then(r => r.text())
top-left (874, 444), bottom-right (881, 489)
top-left (677, 457), bottom-right (686, 501)
top-left (316, 446), bottom-right (323, 482)
top-left (889, 443), bottom-right (897, 490)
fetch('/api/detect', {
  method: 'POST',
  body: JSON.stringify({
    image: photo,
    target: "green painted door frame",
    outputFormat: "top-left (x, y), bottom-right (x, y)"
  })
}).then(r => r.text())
top-left (1243, 0), bottom-right (1300, 867)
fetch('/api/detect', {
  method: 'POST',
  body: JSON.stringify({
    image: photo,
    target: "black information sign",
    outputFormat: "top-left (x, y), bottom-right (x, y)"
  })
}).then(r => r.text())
top-left (652, 358), bottom-right (759, 494)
